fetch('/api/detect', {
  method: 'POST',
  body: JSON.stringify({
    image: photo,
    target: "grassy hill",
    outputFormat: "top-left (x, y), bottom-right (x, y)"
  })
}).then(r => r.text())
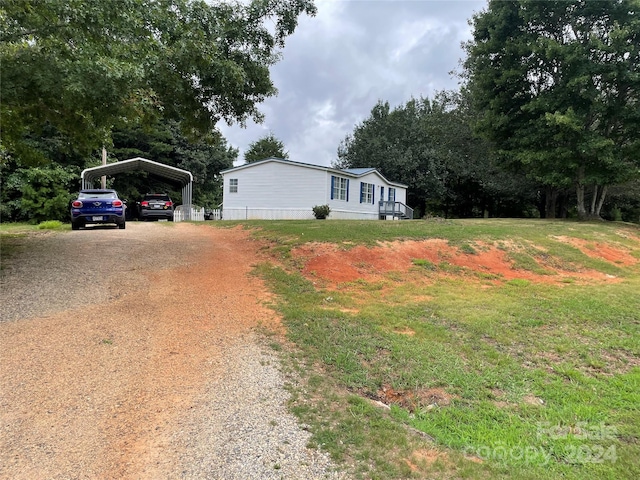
top-left (234, 218), bottom-right (640, 480)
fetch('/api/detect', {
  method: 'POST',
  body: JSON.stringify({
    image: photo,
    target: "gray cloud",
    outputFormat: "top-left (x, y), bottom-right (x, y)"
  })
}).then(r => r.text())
top-left (218, 0), bottom-right (487, 166)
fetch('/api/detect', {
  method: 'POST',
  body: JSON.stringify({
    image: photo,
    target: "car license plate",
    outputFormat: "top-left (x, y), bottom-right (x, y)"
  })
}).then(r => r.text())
top-left (92, 216), bottom-right (104, 221)
top-left (152, 204), bottom-right (161, 209)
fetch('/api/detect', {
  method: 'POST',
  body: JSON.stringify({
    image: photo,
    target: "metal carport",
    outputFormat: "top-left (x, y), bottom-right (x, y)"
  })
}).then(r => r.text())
top-left (81, 157), bottom-right (194, 215)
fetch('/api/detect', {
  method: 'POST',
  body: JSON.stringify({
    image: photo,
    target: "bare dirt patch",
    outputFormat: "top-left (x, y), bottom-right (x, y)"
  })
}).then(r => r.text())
top-left (393, 327), bottom-right (417, 336)
top-left (554, 236), bottom-right (638, 266)
top-left (522, 394), bottom-right (545, 407)
top-left (293, 239), bottom-right (619, 288)
top-left (615, 230), bottom-right (640, 243)
top-left (376, 384), bottom-right (456, 412)
top-left (405, 448), bottom-right (450, 472)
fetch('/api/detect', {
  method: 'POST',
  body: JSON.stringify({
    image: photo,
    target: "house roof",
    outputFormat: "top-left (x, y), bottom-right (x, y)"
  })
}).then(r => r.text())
top-left (342, 168), bottom-right (376, 175)
top-left (220, 157), bottom-right (407, 188)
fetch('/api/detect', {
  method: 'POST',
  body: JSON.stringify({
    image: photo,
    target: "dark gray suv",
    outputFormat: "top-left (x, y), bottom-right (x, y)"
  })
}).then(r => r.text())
top-left (139, 193), bottom-right (174, 221)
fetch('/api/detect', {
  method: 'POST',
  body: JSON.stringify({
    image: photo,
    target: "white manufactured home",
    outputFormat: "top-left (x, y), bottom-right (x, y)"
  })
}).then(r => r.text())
top-left (220, 157), bottom-right (412, 220)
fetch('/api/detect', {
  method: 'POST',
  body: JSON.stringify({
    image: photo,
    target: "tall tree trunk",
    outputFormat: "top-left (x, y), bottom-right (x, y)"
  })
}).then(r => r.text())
top-left (595, 185), bottom-right (608, 218)
top-left (536, 191), bottom-right (546, 218)
top-left (559, 190), bottom-right (570, 218)
top-left (545, 186), bottom-right (558, 219)
top-left (576, 166), bottom-right (587, 220)
top-left (590, 185), bottom-right (598, 215)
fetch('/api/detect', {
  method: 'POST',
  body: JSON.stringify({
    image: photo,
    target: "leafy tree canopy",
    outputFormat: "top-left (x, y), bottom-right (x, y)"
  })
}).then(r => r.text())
top-left (336, 97), bottom-right (448, 210)
top-left (0, 162), bottom-right (79, 223)
top-left (0, 118), bottom-right (238, 221)
top-left (244, 132), bottom-right (289, 163)
top-left (1, 0), bottom-right (316, 164)
top-left (462, 0), bottom-right (640, 218)
top-left (335, 92), bottom-right (536, 218)
top-left (109, 120), bottom-right (238, 208)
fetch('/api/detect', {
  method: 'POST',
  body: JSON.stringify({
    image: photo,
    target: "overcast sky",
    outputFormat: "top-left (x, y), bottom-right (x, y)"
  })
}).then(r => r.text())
top-left (217, 0), bottom-right (488, 167)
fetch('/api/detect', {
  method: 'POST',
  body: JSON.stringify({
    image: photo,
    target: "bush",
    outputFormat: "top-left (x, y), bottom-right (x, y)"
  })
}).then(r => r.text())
top-left (312, 204), bottom-right (331, 219)
top-left (1, 165), bottom-right (78, 223)
top-left (38, 220), bottom-right (64, 230)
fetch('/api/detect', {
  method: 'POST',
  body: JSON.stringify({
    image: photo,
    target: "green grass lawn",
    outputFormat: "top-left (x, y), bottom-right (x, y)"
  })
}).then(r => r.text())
top-left (231, 218), bottom-right (640, 480)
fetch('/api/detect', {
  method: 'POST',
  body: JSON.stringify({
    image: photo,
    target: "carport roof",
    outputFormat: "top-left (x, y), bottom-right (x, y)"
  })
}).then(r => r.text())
top-left (81, 157), bottom-right (192, 186)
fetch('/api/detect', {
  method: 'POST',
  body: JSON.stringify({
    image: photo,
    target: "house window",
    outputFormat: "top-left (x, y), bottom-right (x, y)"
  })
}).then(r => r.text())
top-left (360, 182), bottom-right (374, 204)
top-left (229, 178), bottom-right (238, 193)
top-left (388, 188), bottom-right (396, 201)
top-left (331, 176), bottom-right (349, 201)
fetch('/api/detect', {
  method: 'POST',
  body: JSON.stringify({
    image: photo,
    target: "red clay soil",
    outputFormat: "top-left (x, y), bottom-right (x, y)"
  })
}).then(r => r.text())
top-left (294, 239), bottom-right (623, 287)
top-left (554, 236), bottom-right (638, 266)
top-left (377, 384), bottom-right (455, 411)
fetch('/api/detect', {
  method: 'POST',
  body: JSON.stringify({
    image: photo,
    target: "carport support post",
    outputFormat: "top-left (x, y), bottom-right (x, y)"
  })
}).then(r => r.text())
top-left (182, 182), bottom-right (192, 221)
top-left (101, 148), bottom-right (107, 189)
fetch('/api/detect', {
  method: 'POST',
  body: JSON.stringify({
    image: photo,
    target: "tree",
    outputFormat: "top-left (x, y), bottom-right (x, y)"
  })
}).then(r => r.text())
top-left (0, 118), bottom-right (238, 221)
top-left (1, 0), bottom-right (316, 164)
top-left (462, 0), bottom-right (640, 219)
top-left (335, 93), bottom-right (536, 218)
top-left (173, 128), bottom-right (238, 208)
top-left (604, 178), bottom-right (640, 222)
top-left (244, 133), bottom-right (289, 163)
top-left (434, 90), bottom-right (540, 218)
top-left (110, 120), bottom-right (238, 207)
top-left (336, 98), bottom-right (447, 216)
top-left (0, 162), bottom-right (79, 222)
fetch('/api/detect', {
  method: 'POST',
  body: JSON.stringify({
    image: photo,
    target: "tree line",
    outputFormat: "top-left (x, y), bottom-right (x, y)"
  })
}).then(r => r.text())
top-left (336, 0), bottom-right (640, 221)
top-left (0, 0), bottom-right (315, 222)
top-left (2, 1), bottom-right (639, 223)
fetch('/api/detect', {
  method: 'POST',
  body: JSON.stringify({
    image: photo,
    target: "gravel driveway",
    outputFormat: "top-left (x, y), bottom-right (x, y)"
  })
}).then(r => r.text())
top-left (0, 222), bottom-right (347, 479)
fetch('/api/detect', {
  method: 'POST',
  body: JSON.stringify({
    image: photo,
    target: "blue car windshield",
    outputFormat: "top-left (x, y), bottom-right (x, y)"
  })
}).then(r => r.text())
top-left (79, 192), bottom-right (117, 199)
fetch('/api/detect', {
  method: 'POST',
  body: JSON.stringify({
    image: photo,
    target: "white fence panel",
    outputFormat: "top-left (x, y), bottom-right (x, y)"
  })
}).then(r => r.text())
top-left (174, 205), bottom-right (205, 222)
top-left (222, 208), bottom-right (314, 220)
top-left (191, 207), bottom-right (205, 221)
top-left (207, 209), bottom-right (222, 220)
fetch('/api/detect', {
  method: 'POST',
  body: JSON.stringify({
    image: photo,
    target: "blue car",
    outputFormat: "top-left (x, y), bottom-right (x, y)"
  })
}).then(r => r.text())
top-left (70, 189), bottom-right (126, 230)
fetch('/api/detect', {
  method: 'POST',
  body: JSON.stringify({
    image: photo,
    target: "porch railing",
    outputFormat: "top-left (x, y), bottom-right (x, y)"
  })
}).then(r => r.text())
top-left (378, 201), bottom-right (414, 219)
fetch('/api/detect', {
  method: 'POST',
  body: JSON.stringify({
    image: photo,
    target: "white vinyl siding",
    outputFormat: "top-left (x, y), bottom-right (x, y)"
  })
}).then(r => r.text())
top-left (221, 158), bottom-right (408, 220)
top-left (224, 162), bottom-right (328, 212)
